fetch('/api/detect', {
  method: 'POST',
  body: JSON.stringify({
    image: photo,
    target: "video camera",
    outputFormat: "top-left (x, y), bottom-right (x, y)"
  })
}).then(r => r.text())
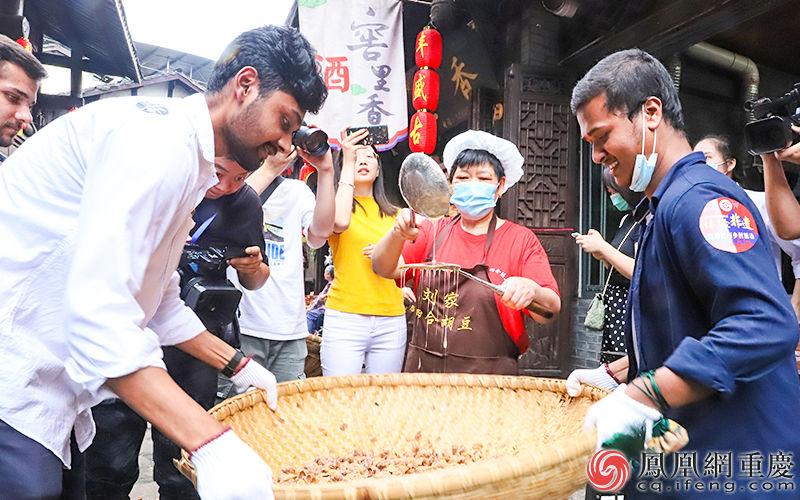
top-left (178, 243), bottom-right (247, 334)
top-left (744, 83), bottom-right (800, 155)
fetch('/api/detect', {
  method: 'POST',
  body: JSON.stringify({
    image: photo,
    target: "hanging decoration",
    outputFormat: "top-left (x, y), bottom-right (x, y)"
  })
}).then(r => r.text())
top-left (409, 26), bottom-right (441, 154)
top-left (409, 110), bottom-right (437, 155)
top-left (15, 38), bottom-right (32, 53)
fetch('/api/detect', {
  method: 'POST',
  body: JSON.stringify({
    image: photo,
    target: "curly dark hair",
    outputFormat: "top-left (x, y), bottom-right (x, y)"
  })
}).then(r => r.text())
top-left (207, 25), bottom-right (327, 114)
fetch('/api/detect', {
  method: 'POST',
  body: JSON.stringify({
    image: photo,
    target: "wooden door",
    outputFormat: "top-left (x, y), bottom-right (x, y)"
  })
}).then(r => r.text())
top-left (500, 65), bottom-right (578, 377)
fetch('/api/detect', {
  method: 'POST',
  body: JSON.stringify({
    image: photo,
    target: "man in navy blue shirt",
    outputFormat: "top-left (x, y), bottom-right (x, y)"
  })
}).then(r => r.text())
top-left (567, 49), bottom-right (800, 498)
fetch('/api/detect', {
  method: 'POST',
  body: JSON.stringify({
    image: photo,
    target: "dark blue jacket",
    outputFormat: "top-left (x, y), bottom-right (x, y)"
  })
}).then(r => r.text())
top-left (625, 152), bottom-right (800, 498)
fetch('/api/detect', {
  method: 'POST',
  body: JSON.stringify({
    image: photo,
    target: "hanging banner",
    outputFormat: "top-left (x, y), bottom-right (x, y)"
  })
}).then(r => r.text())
top-left (299, 0), bottom-right (407, 151)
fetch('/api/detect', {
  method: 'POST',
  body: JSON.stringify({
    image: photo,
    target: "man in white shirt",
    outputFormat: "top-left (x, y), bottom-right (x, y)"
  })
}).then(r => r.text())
top-left (86, 157), bottom-right (269, 500)
top-left (218, 146), bottom-right (335, 392)
top-left (0, 25), bottom-right (327, 500)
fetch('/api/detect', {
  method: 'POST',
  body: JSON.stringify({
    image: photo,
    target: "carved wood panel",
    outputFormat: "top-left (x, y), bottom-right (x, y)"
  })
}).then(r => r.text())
top-left (500, 65), bottom-right (578, 377)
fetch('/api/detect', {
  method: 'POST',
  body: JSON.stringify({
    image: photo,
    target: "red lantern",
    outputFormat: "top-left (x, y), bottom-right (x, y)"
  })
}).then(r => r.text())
top-left (412, 69), bottom-right (440, 111)
top-left (415, 27), bottom-right (442, 70)
top-left (409, 111), bottom-right (437, 154)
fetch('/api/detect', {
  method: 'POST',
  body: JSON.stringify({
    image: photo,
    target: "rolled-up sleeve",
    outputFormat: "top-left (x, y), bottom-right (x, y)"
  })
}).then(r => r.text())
top-left (64, 125), bottom-right (203, 394)
top-left (662, 185), bottom-right (799, 394)
top-left (147, 271), bottom-right (206, 346)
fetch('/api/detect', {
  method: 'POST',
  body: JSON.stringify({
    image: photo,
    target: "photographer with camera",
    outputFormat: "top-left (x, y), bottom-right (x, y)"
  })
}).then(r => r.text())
top-left (762, 126), bottom-right (800, 240)
top-left (741, 83), bottom-right (800, 241)
top-left (217, 123), bottom-right (335, 396)
top-left (0, 25), bottom-right (327, 500)
top-left (86, 157), bottom-right (271, 500)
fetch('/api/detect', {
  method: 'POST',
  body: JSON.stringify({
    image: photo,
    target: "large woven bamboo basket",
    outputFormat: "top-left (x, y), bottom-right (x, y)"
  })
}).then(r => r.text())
top-left (304, 333), bottom-right (322, 378)
top-left (177, 373), bottom-right (605, 499)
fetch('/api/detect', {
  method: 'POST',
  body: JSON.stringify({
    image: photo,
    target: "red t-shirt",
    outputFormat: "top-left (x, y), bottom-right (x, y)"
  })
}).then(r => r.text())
top-left (401, 217), bottom-right (559, 353)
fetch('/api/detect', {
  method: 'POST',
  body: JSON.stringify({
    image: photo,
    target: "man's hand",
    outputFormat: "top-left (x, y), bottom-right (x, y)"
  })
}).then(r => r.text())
top-left (584, 385), bottom-right (662, 451)
top-left (230, 357), bottom-right (278, 410)
top-left (262, 148), bottom-right (298, 177)
top-left (297, 142), bottom-right (334, 175)
top-left (229, 246), bottom-right (269, 290)
top-left (776, 125), bottom-right (800, 165)
top-left (190, 428), bottom-right (275, 500)
top-left (227, 246), bottom-right (263, 274)
top-left (566, 365), bottom-right (620, 397)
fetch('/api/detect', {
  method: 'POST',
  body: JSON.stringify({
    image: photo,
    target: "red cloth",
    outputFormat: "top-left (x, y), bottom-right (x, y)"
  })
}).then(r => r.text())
top-left (401, 217), bottom-right (559, 353)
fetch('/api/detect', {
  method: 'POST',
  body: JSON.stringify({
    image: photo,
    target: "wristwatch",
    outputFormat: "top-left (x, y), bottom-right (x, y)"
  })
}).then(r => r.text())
top-left (221, 349), bottom-right (244, 377)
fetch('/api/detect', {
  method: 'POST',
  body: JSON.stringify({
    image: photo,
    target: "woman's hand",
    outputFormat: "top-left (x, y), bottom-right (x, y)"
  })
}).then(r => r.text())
top-left (339, 128), bottom-right (370, 175)
top-left (390, 208), bottom-right (421, 241)
top-left (500, 276), bottom-right (540, 311)
top-left (575, 229), bottom-right (612, 263)
top-left (362, 243), bottom-right (376, 258)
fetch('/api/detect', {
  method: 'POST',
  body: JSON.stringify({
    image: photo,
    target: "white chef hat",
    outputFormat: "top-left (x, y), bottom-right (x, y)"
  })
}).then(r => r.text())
top-left (442, 130), bottom-right (524, 194)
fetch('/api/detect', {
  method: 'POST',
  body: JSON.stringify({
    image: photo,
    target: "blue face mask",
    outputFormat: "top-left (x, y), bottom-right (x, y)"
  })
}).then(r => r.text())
top-left (629, 106), bottom-right (657, 192)
top-left (450, 181), bottom-right (498, 220)
top-left (610, 192), bottom-right (630, 212)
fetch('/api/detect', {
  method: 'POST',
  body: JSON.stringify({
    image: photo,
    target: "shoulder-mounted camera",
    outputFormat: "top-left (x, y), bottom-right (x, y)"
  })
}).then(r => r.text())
top-left (744, 83), bottom-right (800, 155)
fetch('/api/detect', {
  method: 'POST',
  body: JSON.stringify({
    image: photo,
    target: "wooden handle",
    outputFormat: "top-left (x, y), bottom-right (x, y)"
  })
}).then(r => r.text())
top-left (458, 270), bottom-right (554, 319)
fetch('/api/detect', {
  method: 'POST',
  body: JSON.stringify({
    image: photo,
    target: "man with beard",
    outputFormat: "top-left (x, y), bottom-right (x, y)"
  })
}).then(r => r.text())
top-left (0, 25), bottom-right (327, 500)
top-left (566, 49), bottom-right (799, 498)
top-left (0, 35), bottom-right (46, 149)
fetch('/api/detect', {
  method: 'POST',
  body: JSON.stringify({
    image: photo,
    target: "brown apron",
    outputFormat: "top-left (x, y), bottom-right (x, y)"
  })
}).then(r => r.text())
top-left (404, 214), bottom-right (520, 375)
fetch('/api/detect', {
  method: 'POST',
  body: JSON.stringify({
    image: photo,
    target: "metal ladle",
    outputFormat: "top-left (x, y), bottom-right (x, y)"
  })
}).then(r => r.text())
top-left (398, 152), bottom-right (452, 224)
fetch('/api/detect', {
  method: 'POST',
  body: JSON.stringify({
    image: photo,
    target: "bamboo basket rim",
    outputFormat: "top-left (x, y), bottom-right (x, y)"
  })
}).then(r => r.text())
top-left (178, 373), bottom-right (605, 498)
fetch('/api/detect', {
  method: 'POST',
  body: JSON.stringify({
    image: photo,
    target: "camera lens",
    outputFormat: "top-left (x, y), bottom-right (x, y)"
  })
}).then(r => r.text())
top-left (745, 116), bottom-right (793, 155)
top-left (292, 126), bottom-right (329, 156)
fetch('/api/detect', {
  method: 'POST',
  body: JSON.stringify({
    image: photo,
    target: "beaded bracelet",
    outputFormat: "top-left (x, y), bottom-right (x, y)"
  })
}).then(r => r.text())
top-left (603, 362), bottom-right (622, 384)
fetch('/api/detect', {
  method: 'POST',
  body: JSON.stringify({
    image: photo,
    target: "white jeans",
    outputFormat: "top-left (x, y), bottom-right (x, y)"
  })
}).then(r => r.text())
top-left (321, 309), bottom-right (407, 376)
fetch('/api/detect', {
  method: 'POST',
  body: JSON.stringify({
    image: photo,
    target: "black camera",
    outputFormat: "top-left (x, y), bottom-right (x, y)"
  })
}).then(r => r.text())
top-left (292, 125), bottom-right (329, 156)
top-left (744, 83), bottom-right (800, 155)
top-left (178, 244), bottom-right (245, 334)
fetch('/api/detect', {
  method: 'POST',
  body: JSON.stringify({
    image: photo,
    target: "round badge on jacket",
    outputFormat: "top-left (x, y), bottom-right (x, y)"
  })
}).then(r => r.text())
top-left (698, 197), bottom-right (759, 253)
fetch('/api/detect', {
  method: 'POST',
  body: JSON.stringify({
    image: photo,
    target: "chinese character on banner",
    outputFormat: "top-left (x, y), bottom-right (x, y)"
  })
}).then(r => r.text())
top-left (316, 55), bottom-right (350, 93)
top-left (299, 0), bottom-right (407, 151)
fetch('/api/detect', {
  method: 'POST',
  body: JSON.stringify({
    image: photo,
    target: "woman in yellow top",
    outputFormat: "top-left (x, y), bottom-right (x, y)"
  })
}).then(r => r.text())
top-left (320, 128), bottom-right (406, 375)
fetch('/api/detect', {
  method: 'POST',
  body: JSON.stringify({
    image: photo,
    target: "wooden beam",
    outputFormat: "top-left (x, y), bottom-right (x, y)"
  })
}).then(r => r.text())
top-left (38, 53), bottom-right (127, 79)
top-left (560, 0), bottom-right (796, 71)
top-left (70, 45), bottom-right (82, 98)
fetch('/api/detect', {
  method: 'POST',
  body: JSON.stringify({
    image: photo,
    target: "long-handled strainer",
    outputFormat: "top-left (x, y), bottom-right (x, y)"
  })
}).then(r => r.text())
top-left (401, 263), bottom-right (555, 319)
top-left (398, 152), bottom-right (452, 227)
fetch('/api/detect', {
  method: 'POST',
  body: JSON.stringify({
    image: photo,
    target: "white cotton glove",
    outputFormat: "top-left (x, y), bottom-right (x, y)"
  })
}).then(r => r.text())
top-left (566, 364), bottom-right (620, 397)
top-left (584, 385), bottom-right (663, 451)
top-left (230, 358), bottom-right (278, 410)
top-left (190, 428), bottom-right (274, 500)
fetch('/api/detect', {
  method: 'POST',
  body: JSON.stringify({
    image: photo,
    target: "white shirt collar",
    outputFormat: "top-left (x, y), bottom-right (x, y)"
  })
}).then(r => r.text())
top-left (183, 92), bottom-right (215, 163)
